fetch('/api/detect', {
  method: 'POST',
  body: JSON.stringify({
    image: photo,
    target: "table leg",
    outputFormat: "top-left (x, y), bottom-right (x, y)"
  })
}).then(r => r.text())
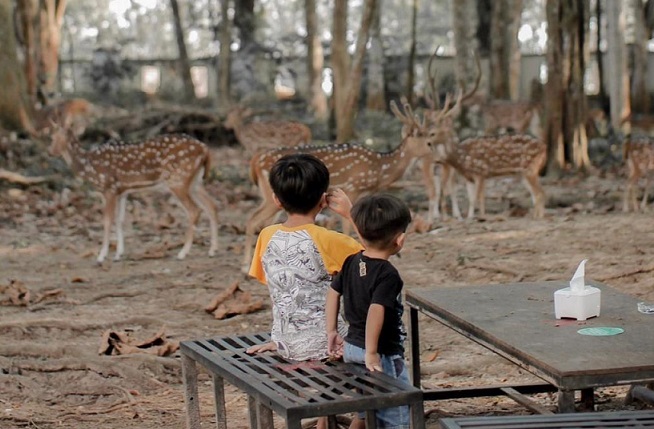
top-left (181, 354), bottom-right (201, 429)
top-left (259, 402), bottom-right (274, 429)
top-left (365, 410), bottom-right (377, 429)
top-left (212, 373), bottom-right (227, 429)
top-left (248, 396), bottom-right (258, 428)
top-left (580, 388), bottom-right (595, 411)
top-left (558, 389), bottom-right (575, 413)
top-left (411, 400), bottom-right (426, 429)
top-left (409, 305), bottom-right (421, 388)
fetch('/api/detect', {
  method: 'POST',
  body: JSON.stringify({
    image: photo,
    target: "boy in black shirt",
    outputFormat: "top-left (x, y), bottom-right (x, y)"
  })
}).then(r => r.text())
top-left (326, 193), bottom-right (412, 429)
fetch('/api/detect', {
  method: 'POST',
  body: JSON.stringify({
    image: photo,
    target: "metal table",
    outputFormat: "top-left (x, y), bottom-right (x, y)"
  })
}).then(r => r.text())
top-left (406, 280), bottom-right (654, 412)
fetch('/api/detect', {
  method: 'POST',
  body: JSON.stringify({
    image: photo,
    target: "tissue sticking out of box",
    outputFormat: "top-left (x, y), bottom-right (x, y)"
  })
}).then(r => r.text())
top-left (554, 259), bottom-right (601, 321)
top-left (570, 258), bottom-right (587, 293)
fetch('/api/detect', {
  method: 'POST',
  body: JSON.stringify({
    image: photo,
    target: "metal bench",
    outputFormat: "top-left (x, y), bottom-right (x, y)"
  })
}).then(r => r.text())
top-left (439, 409), bottom-right (654, 428)
top-left (181, 332), bottom-right (425, 429)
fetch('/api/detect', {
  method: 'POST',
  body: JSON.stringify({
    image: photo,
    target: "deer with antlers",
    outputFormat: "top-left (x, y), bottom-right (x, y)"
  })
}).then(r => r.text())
top-left (418, 49), bottom-right (547, 220)
top-left (622, 135), bottom-right (654, 212)
top-left (224, 106), bottom-right (312, 153)
top-left (241, 100), bottom-right (433, 271)
top-left (424, 89), bottom-right (547, 219)
top-left (48, 125), bottom-right (220, 263)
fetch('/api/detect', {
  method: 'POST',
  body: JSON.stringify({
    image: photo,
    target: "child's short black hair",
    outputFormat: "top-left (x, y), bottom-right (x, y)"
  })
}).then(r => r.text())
top-left (351, 194), bottom-right (412, 249)
top-left (269, 153), bottom-right (329, 214)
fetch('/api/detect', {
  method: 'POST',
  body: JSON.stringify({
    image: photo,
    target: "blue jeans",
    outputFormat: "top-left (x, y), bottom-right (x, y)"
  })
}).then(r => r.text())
top-left (343, 342), bottom-right (410, 429)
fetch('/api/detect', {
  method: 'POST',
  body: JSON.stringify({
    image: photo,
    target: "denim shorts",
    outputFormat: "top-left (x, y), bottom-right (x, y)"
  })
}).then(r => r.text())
top-left (343, 342), bottom-right (410, 429)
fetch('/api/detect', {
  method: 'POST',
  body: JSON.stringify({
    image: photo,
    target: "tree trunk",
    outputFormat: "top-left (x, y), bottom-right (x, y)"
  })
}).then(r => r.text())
top-left (545, 0), bottom-right (564, 173)
top-left (476, 0), bottom-right (492, 57)
top-left (0, 0), bottom-right (34, 132)
top-left (170, 0), bottom-right (196, 101)
top-left (305, 0), bottom-right (327, 120)
top-left (366, 0), bottom-right (385, 111)
top-left (234, 0), bottom-right (255, 48)
top-left (595, 0), bottom-right (608, 110)
top-left (332, 0), bottom-right (348, 141)
top-left (630, 0), bottom-right (650, 114)
top-left (216, 0), bottom-right (231, 109)
top-left (563, 0), bottom-right (591, 170)
top-left (333, 0), bottom-right (377, 143)
top-left (38, 0), bottom-right (67, 96)
top-left (406, 0), bottom-right (418, 104)
top-left (451, 0), bottom-right (478, 127)
top-left (489, 0), bottom-right (522, 100)
top-left (606, 0), bottom-right (630, 130)
top-left (15, 0), bottom-right (38, 101)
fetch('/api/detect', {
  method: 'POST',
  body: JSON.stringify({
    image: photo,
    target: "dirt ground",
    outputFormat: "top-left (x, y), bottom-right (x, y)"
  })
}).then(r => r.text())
top-left (1, 145), bottom-right (653, 429)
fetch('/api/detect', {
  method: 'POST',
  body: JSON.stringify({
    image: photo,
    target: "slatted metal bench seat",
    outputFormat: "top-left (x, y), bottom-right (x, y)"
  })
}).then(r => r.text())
top-left (181, 332), bottom-right (425, 429)
top-left (438, 409), bottom-right (654, 428)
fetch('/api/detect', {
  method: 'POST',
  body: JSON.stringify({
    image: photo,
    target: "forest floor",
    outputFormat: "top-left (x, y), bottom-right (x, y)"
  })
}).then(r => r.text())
top-left (1, 144), bottom-right (653, 429)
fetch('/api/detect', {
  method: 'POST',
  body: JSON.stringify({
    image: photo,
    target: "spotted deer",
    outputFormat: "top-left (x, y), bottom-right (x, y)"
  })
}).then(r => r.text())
top-left (425, 89), bottom-right (547, 219)
top-left (224, 106), bottom-right (312, 153)
top-left (622, 135), bottom-right (654, 212)
top-left (241, 101), bottom-right (433, 270)
top-left (48, 125), bottom-right (219, 263)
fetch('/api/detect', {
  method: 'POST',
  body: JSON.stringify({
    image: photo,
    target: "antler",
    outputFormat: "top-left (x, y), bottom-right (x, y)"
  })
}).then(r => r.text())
top-left (391, 99), bottom-right (426, 136)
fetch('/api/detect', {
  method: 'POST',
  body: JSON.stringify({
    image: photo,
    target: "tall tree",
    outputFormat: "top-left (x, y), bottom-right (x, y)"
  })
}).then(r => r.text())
top-left (544, 0), bottom-right (565, 172)
top-left (15, 0), bottom-right (37, 101)
top-left (305, 0), bottom-right (328, 120)
top-left (451, 0), bottom-right (478, 127)
top-left (0, 0), bottom-right (34, 132)
top-left (629, 0), bottom-right (650, 114)
top-left (332, 0), bottom-right (377, 143)
top-left (606, 1), bottom-right (630, 131)
top-left (545, 0), bottom-right (592, 172)
top-left (406, 0), bottom-right (418, 104)
top-left (170, 0), bottom-right (196, 101)
top-left (366, 0), bottom-right (385, 111)
top-left (217, 0), bottom-right (232, 109)
top-left (489, 0), bottom-right (523, 100)
top-left (38, 0), bottom-right (67, 96)
top-left (234, 0), bottom-right (255, 48)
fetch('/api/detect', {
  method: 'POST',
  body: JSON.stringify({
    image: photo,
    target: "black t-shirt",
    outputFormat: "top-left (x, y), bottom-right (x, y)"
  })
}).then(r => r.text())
top-left (331, 251), bottom-right (406, 355)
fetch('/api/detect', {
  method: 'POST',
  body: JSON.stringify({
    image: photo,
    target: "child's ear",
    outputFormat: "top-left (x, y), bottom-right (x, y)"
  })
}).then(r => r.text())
top-left (396, 232), bottom-right (406, 249)
top-left (319, 193), bottom-right (328, 209)
top-left (272, 193), bottom-right (283, 209)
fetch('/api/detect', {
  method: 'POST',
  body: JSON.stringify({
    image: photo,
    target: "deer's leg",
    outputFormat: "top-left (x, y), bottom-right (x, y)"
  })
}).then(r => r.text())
top-left (170, 187), bottom-right (202, 260)
top-left (192, 183), bottom-right (220, 257)
top-left (420, 159), bottom-right (437, 223)
top-left (98, 192), bottom-right (117, 264)
top-left (465, 180), bottom-right (476, 220)
top-left (476, 178), bottom-right (486, 217)
top-left (114, 193), bottom-right (128, 261)
top-left (523, 173), bottom-right (546, 219)
top-left (624, 172), bottom-right (638, 212)
top-left (640, 177), bottom-right (650, 211)
top-left (443, 166), bottom-right (462, 220)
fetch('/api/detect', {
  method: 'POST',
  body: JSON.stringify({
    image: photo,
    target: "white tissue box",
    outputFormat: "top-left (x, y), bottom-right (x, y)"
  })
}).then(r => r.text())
top-left (554, 286), bottom-right (601, 321)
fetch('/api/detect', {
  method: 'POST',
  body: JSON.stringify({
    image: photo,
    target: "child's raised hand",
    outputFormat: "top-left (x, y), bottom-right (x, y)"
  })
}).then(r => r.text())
top-left (326, 188), bottom-right (352, 219)
top-left (365, 351), bottom-right (382, 372)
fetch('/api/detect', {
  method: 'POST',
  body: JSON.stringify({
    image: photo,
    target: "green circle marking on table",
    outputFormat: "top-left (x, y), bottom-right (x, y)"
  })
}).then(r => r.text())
top-left (577, 327), bottom-right (624, 336)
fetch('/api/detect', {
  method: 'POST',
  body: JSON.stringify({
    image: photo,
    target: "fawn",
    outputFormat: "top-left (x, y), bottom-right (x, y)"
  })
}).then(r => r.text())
top-left (48, 125), bottom-right (219, 263)
top-left (224, 106), bottom-right (312, 153)
top-left (623, 135), bottom-right (654, 212)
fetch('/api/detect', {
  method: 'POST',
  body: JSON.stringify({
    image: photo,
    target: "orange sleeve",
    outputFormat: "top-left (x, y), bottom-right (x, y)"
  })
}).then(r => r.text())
top-left (248, 226), bottom-right (276, 284)
top-left (311, 226), bottom-right (363, 275)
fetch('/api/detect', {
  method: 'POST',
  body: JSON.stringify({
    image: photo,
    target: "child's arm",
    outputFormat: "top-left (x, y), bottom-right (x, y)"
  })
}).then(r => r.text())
top-left (365, 304), bottom-right (385, 372)
top-left (326, 288), bottom-right (343, 358)
top-left (326, 188), bottom-right (353, 221)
